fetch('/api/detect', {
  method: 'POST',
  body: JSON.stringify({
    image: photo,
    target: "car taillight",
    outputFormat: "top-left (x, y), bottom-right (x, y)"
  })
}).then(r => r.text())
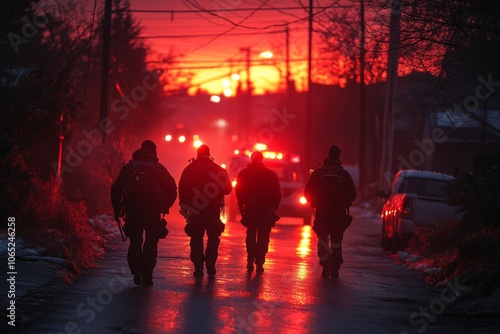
top-left (299, 196), bottom-right (307, 205)
top-left (400, 195), bottom-right (413, 218)
top-left (231, 180), bottom-right (237, 188)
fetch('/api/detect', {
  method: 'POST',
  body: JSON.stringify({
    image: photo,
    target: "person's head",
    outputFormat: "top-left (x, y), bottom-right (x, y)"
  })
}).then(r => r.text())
top-left (251, 151), bottom-right (264, 163)
top-left (328, 145), bottom-right (341, 159)
top-left (141, 140), bottom-right (157, 153)
top-left (197, 144), bottom-right (210, 157)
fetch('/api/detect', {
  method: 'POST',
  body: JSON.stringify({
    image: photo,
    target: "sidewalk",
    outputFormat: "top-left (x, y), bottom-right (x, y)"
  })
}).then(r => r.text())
top-left (0, 228), bottom-right (124, 329)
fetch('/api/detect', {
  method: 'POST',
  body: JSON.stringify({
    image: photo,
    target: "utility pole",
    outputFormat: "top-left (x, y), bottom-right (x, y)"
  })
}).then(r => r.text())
top-left (285, 24), bottom-right (292, 118)
top-left (240, 47), bottom-right (252, 140)
top-left (305, 0), bottom-right (313, 171)
top-left (378, 0), bottom-right (402, 195)
top-left (359, 0), bottom-right (366, 200)
top-left (99, 0), bottom-right (112, 141)
top-left (286, 24), bottom-right (291, 86)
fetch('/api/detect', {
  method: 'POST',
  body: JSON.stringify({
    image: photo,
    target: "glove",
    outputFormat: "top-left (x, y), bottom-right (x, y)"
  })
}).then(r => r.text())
top-left (184, 223), bottom-right (194, 237)
top-left (238, 205), bottom-right (246, 216)
top-left (240, 214), bottom-right (248, 227)
top-left (113, 206), bottom-right (125, 218)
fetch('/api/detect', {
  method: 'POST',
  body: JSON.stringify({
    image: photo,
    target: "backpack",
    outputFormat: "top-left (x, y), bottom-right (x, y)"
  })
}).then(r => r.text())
top-left (125, 161), bottom-right (161, 210)
top-left (316, 166), bottom-right (346, 204)
top-left (187, 161), bottom-right (224, 211)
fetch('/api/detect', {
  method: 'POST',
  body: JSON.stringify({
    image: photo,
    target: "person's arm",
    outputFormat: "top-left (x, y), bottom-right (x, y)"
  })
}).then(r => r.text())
top-left (220, 167), bottom-right (232, 195)
top-left (158, 165), bottom-right (178, 210)
top-left (343, 170), bottom-right (357, 207)
top-left (304, 170), bottom-right (319, 207)
top-left (235, 170), bottom-right (247, 214)
top-left (270, 171), bottom-right (281, 210)
top-left (111, 164), bottom-right (129, 216)
top-left (178, 167), bottom-right (192, 205)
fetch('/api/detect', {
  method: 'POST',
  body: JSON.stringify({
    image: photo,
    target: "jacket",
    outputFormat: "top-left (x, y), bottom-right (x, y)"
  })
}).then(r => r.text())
top-left (111, 148), bottom-right (177, 216)
top-left (304, 157), bottom-right (357, 212)
top-left (178, 156), bottom-right (232, 217)
top-left (235, 162), bottom-right (281, 214)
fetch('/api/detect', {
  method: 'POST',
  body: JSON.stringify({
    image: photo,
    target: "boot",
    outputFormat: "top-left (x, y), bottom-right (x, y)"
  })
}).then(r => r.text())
top-left (142, 275), bottom-right (153, 286)
top-left (321, 265), bottom-right (330, 278)
top-left (330, 267), bottom-right (339, 278)
top-left (206, 264), bottom-right (216, 277)
top-left (247, 255), bottom-right (255, 273)
top-left (133, 274), bottom-right (142, 286)
top-left (193, 264), bottom-right (204, 277)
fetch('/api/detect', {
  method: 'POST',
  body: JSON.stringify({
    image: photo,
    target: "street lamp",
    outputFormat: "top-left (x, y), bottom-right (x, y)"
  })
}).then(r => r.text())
top-left (259, 51), bottom-right (273, 59)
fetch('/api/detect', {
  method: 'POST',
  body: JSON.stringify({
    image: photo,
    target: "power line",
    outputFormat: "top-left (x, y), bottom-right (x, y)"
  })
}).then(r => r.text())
top-left (134, 29), bottom-right (287, 40)
top-left (149, 58), bottom-right (324, 70)
top-left (185, 0), bottom-right (271, 54)
top-left (176, 1), bottom-right (338, 31)
top-left (125, 6), bottom-right (336, 14)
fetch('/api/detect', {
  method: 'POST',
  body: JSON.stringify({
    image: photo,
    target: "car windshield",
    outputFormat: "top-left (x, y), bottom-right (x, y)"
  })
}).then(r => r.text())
top-left (265, 161), bottom-right (302, 183)
top-left (397, 177), bottom-right (451, 198)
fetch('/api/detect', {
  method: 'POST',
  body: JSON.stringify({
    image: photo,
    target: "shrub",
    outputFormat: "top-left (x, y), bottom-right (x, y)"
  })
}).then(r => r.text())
top-left (408, 149), bottom-right (500, 283)
top-left (18, 177), bottom-right (105, 275)
top-left (408, 218), bottom-right (500, 284)
top-left (448, 150), bottom-right (500, 228)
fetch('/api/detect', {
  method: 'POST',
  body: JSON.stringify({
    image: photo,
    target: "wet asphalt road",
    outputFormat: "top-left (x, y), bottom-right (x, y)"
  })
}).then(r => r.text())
top-left (20, 207), bottom-right (490, 334)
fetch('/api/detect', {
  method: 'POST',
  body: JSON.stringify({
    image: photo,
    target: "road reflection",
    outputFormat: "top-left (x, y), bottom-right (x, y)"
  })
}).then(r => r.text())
top-left (140, 219), bottom-right (352, 333)
top-left (297, 225), bottom-right (312, 258)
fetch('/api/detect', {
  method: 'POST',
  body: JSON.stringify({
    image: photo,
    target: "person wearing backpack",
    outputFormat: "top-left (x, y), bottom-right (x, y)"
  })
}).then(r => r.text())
top-left (304, 145), bottom-right (357, 278)
top-left (235, 151), bottom-right (281, 274)
top-left (111, 140), bottom-right (177, 286)
top-left (179, 145), bottom-right (232, 277)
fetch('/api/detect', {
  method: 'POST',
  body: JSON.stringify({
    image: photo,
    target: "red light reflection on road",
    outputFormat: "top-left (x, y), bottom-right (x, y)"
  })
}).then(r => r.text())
top-left (144, 291), bottom-right (183, 332)
top-left (297, 225), bottom-right (312, 258)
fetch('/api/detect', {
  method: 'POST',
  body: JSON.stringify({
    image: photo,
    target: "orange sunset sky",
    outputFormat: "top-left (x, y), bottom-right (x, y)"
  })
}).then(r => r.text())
top-left (126, 0), bottom-right (322, 95)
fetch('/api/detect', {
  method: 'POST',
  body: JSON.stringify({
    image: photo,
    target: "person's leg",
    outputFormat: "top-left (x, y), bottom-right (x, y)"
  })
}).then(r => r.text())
top-left (246, 224), bottom-right (257, 272)
top-left (317, 232), bottom-right (332, 278)
top-left (206, 221), bottom-right (222, 277)
top-left (125, 219), bottom-right (144, 285)
top-left (190, 226), bottom-right (206, 277)
top-left (205, 236), bottom-right (220, 276)
top-left (142, 219), bottom-right (160, 286)
top-left (255, 224), bottom-right (272, 273)
top-left (330, 229), bottom-right (345, 278)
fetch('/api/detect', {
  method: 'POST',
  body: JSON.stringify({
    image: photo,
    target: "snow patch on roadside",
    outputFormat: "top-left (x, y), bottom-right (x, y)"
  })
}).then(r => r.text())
top-left (0, 236), bottom-right (42, 258)
top-left (0, 214), bottom-right (120, 263)
top-left (393, 250), bottom-right (442, 274)
top-left (88, 214), bottom-right (122, 240)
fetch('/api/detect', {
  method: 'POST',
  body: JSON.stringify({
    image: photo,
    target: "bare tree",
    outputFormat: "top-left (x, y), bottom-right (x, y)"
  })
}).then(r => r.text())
top-left (315, 1), bottom-right (390, 86)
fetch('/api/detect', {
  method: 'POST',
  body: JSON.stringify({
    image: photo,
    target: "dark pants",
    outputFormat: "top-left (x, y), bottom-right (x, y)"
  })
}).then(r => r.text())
top-left (246, 223), bottom-right (272, 266)
top-left (125, 213), bottom-right (160, 280)
top-left (314, 209), bottom-right (346, 271)
top-left (317, 229), bottom-right (344, 270)
top-left (189, 214), bottom-right (223, 270)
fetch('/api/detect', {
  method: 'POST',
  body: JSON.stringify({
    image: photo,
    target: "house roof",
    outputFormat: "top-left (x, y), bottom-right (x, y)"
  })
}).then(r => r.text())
top-left (428, 109), bottom-right (500, 143)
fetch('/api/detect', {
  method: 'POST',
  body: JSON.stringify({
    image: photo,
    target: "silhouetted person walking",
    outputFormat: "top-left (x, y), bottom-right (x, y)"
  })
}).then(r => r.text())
top-left (304, 145), bottom-right (356, 278)
top-left (235, 151), bottom-right (281, 273)
top-left (179, 145), bottom-right (232, 277)
top-left (111, 140), bottom-right (177, 286)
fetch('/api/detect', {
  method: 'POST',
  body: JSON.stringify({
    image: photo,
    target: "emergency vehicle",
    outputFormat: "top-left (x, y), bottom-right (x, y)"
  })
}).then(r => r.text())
top-left (225, 144), bottom-right (311, 225)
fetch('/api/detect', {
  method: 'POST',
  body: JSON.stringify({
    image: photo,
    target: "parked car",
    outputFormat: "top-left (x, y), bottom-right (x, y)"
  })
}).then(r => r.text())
top-left (225, 146), bottom-right (311, 225)
top-left (377, 170), bottom-right (461, 252)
